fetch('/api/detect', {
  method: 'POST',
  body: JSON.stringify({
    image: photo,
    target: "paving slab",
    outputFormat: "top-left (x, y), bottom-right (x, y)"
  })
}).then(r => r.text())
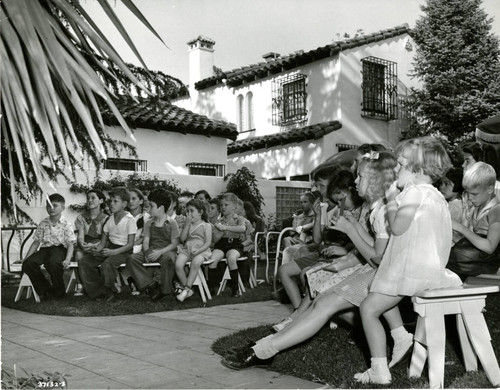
top-left (2, 302), bottom-right (327, 389)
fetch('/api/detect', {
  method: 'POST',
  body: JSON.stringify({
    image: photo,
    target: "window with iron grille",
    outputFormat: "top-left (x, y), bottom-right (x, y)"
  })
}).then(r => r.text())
top-left (103, 158), bottom-right (147, 171)
top-left (336, 143), bottom-right (358, 152)
top-left (186, 162), bottom-right (225, 177)
top-left (275, 186), bottom-right (311, 227)
top-left (272, 74), bottom-right (307, 127)
top-left (361, 57), bottom-right (398, 121)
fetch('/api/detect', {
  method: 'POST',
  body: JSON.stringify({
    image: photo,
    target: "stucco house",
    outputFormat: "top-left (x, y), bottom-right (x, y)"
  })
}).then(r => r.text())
top-left (173, 25), bottom-right (419, 181)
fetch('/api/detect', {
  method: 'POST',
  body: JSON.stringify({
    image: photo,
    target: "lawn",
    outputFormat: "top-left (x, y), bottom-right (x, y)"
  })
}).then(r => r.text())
top-left (212, 291), bottom-right (500, 389)
top-left (1, 262), bottom-right (274, 316)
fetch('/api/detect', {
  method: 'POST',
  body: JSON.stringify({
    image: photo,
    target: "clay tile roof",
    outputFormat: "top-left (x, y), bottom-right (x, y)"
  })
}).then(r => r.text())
top-left (104, 96), bottom-right (238, 141)
top-left (227, 121), bottom-right (342, 155)
top-left (187, 35), bottom-right (215, 45)
top-left (195, 24), bottom-right (410, 90)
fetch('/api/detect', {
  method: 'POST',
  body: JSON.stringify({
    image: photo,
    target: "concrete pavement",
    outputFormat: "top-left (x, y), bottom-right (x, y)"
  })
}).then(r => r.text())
top-left (1, 301), bottom-right (326, 389)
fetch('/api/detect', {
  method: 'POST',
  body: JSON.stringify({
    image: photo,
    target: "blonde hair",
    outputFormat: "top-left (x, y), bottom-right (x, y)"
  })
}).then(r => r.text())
top-left (463, 162), bottom-right (496, 189)
top-left (222, 192), bottom-right (239, 205)
top-left (358, 151), bottom-right (397, 202)
top-left (397, 137), bottom-right (451, 182)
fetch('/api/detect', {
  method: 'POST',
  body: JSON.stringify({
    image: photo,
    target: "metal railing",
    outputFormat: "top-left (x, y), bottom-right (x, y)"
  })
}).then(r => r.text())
top-left (2, 226), bottom-right (36, 273)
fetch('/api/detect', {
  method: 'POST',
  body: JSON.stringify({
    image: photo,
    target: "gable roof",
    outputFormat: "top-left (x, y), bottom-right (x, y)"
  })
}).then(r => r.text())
top-left (104, 96), bottom-right (238, 141)
top-left (196, 24), bottom-right (410, 90)
top-left (227, 121), bottom-right (342, 155)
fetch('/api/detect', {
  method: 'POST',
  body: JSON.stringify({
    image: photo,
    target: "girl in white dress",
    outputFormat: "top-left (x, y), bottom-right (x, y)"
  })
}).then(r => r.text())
top-left (355, 137), bottom-right (462, 385)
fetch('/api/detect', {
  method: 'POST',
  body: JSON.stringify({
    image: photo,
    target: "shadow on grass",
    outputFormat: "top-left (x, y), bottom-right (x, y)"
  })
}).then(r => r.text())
top-left (211, 292), bottom-right (500, 389)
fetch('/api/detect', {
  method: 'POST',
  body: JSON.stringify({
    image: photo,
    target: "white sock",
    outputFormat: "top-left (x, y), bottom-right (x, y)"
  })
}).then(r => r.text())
top-left (390, 326), bottom-right (410, 343)
top-left (252, 336), bottom-right (279, 359)
top-left (371, 357), bottom-right (389, 372)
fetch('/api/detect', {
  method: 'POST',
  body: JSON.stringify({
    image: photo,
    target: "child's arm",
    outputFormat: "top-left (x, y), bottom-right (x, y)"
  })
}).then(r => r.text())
top-left (311, 199), bottom-right (324, 244)
top-left (215, 215), bottom-right (246, 233)
top-left (142, 235), bottom-right (151, 253)
top-left (386, 183), bottom-right (422, 236)
top-left (101, 234), bottom-right (135, 256)
top-left (193, 223), bottom-right (212, 256)
top-left (24, 240), bottom-right (41, 259)
top-left (180, 217), bottom-right (191, 243)
top-left (94, 234), bottom-right (108, 252)
top-left (452, 206), bottom-right (500, 254)
top-left (62, 242), bottom-right (75, 269)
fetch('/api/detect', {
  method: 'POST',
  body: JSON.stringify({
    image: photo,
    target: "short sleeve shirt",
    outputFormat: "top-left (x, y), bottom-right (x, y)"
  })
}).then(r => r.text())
top-left (370, 199), bottom-right (390, 239)
top-left (143, 219), bottom-right (180, 250)
top-left (103, 212), bottom-right (137, 246)
top-left (220, 214), bottom-right (246, 239)
top-left (35, 217), bottom-right (76, 248)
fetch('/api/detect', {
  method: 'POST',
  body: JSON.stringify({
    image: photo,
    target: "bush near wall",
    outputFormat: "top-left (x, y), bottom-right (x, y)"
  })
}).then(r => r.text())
top-left (69, 172), bottom-right (183, 212)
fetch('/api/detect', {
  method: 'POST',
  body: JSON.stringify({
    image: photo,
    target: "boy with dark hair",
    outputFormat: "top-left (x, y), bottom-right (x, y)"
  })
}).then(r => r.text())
top-left (127, 189), bottom-right (180, 301)
top-left (22, 193), bottom-right (76, 299)
top-left (80, 187), bottom-right (137, 301)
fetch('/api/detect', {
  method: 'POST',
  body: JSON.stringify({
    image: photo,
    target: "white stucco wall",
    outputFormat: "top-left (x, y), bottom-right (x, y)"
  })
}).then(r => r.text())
top-left (105, 125), bottom-right (228, 174)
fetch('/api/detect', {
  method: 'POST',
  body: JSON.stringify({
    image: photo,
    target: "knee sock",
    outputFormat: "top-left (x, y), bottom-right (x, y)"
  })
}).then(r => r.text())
top-left (229, 269), bottom-right (239, 291)
top-left (208, 268), bottom-right (219, 289)
top-left (252, 335), bottom-right (279, 360)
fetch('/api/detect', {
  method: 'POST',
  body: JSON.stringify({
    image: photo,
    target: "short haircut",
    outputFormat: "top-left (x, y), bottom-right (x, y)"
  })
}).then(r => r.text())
top-left (109, 186), bottom-right (130, 203)
top-left (180, 190), bottom-right (194, 198)
top-left (87, 189), bottom-right (106, 202)
top-left (208, 198), bottom-right (220, 211)
top-left (312, 165), bottom-right (340, 183)
top-left (357, 143), bottom-right (387, 155)
top-left (194, 189), bottom-right (211, 200)
top-left (397, 137), bottom-right (452, 183)
top-left (463, 162), bottom-right (496, 189)
top-left (222, 192), bottom-right (239, 204)
top-left (186, 199), bottom-right (208, 222)
top-left (48, 193), bottom-right (65, 205)
top-left (148, 189), bottom-right (175, 211)
top-left (437, 167), bottom-right (464, 193)
top-left (326, 169), bottom-right (356, 197)
top-left (461, 142), bottom-right (483, 162)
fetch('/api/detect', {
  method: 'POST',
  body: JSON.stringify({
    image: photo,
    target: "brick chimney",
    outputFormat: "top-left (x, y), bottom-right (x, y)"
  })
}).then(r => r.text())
top-left (187, 36), bottom-right (215, 87)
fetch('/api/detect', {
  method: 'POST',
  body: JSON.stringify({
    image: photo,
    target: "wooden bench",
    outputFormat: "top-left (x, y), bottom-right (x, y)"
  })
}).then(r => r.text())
top-left (409, 284), bottom-right (500, 388)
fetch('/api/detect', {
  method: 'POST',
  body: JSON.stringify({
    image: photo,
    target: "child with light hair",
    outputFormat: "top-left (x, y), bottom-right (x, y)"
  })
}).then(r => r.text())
top-left (448, 162), bottom-right (500, 279)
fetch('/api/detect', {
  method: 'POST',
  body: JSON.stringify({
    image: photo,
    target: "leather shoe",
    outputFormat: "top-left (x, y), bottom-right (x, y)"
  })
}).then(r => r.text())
top-left (225, 341), bottom-right (256, 358)
top-left (221, 347), bottom-right (273, 370)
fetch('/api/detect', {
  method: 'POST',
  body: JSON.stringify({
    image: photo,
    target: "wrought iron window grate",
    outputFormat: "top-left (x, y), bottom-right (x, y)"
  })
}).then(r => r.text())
top-left (186, 162), bottom-right (225, 177)
top-left (272, 74), bottom-right (308, 127)
top-left (361, 57), bottom-right (398, 121)
top-left (103, 158), bottom-right (147, 172)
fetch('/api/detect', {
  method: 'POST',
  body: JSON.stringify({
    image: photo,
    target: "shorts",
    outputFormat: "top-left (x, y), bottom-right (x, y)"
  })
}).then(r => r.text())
top-left (214, 237), bottom-right (243, 255)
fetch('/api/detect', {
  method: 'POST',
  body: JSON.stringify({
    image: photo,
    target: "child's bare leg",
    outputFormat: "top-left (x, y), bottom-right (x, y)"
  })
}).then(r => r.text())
top-left (278, 261), bottom-right (302, 309)
top-left (383, 305), bottom-right (413, 368)
top-left (186, 255), bottom-right (204, 288)
top-left (175, 253), bottom-right (189, 286)
top-left (208, 249), bottom-right (224, 269)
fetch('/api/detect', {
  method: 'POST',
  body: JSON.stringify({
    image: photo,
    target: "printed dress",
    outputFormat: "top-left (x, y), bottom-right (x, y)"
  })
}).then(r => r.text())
top-left (370, 184), bottom-right (461, 296)
top-left (179, 222), bottom-right (212, 260)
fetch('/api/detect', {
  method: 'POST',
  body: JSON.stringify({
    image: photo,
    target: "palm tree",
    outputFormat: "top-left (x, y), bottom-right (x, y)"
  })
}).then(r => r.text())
top-left (1, 0), bottom-right (165, 221)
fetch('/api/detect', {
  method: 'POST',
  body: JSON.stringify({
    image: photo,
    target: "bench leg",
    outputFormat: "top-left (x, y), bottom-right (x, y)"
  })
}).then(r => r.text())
top-left (425, 304), bottom-right (446, 389)
top-left (461, 300), bottom-right (500, 387)
top-left (199, 269), bottom-right (212, 301)
top-left (456, 312), bottom-right (477, 371)
top-left (409, 317), bottom-right (428, 378)
top-left (217, 267), bottom-right (230, 295)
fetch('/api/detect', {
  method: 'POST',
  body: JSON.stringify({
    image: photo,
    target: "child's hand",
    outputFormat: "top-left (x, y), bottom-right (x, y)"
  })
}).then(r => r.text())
top-left (146, 250), bottom-right (161, 262)
top-left (62, 259), bottom-right (71, 269)
top-left (312, 199), bottom-right (322, 215)
top-left (321, 245), bottom-right (340, 258)
top-left (214, 223), bottom-right (225, 231)
top-left (329, 215), bottom-right (352, 233)
top-left (101, 248), bottom-right (113, 257)
top-left (385, 181), bottom-right (400, 201)
top-left (451, 219), bottom-right (466, 234)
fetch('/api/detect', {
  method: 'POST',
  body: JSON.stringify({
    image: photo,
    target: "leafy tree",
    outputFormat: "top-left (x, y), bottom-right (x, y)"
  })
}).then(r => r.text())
top-left (410, 0), bottom-right (500, 141)
top-left (0, 0), bottom-right (166, 221)
top-left (225, 167), bottom-right (265, 215)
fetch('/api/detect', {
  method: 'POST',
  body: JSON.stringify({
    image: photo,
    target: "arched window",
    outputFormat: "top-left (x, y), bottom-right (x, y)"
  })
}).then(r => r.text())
top-left (245, 92), bottom-right (254, 130)
top-left (236, 94), bottom-right (244, 132)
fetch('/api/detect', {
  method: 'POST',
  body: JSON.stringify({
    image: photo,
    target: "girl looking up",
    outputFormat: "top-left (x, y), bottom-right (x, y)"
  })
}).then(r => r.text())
top-left (355, 137), bottom-right (461, 385)
top-left (175, 199), bottom-right (212, 302)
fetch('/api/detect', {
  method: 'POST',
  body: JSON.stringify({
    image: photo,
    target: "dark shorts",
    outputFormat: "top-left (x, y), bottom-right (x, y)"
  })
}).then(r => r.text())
top-left (214, 237), bottom-right (243, 255)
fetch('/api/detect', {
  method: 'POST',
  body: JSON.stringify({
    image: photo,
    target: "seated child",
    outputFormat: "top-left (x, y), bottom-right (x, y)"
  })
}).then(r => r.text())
top-left (127, 189), bottom-right (179, 301)
top-left (74, 189), bottom-right (108, 262)
top-left (283, 192), bottom-right (315, 248)
top-left (437, 167), bottom-right (464, 244)
top-left (22, 193), bottom-right (76, 299)
top-left (207, 198), bottom-right (221, 226)
top-left (207, 193), bottom-right (247, 297)
top-left (175, 199), bottom-right (212, 302)
top-left (195, 189), bottom-right (211, 201)
top-left (448, 162), bottom-right (500, 279)
top-left (127, 188), bottom-right (150, 254)
top-left (80, 187), bottom-right (137, 301)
